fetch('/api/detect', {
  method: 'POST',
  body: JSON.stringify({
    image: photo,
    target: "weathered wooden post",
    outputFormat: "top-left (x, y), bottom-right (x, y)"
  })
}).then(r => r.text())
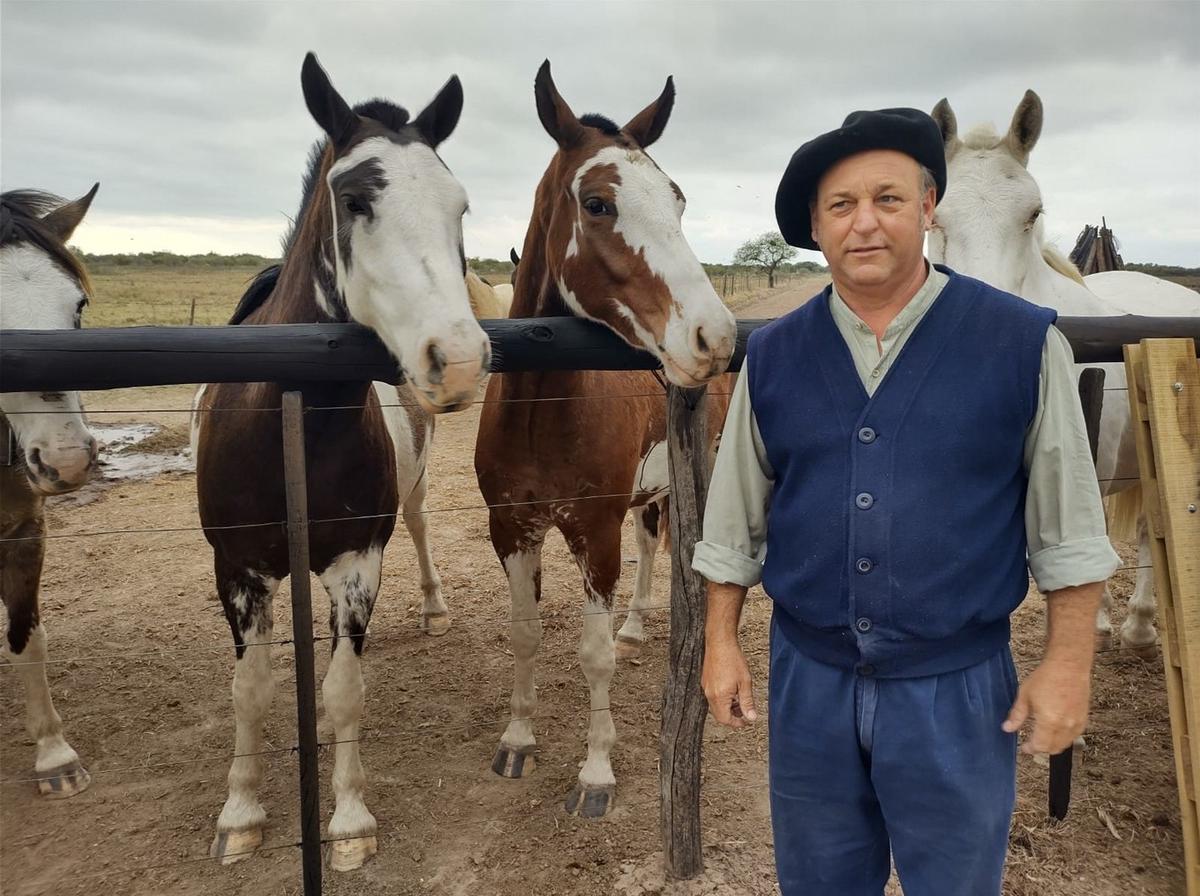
top-left (1048, 366), bottom-right (1105, 820)
top-left (281, 391), bottom-right (323, 896)
top-left (661, 384), bottom-right (710, 878)
top-left (1125, 338), bottom-right (1200, 894)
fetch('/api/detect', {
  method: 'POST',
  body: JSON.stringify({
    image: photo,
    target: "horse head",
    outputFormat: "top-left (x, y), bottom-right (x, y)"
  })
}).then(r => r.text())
top-left (928, 91), bottom-right (1055, 296)
top-left (518, 61), bottom-right (735, 387)
top-left (0, 186), bottom-right (99, 494)
top-left (301, 53), bottom-right (489, 411)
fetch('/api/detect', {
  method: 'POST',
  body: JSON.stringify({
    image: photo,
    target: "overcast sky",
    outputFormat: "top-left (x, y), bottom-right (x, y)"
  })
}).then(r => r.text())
top-left (2, 1), bottom-right (1197, 266)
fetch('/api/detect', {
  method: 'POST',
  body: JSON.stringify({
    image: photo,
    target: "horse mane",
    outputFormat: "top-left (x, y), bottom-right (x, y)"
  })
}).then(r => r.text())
top-left (961, 124), bottom-right (1005, 151)
top-left (1042, 244), bottom-right (1086, 285)
top-left (0, 190), bottom-right (93, 297)
top-left (580, 113), bottom-right (621, 136)
top-left (228, 264), bottom-right (282, 324)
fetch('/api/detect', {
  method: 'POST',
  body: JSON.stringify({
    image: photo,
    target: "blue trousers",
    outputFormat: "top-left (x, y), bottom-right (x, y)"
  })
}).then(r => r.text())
top-left (768, 615), bottom-right (1019, 895)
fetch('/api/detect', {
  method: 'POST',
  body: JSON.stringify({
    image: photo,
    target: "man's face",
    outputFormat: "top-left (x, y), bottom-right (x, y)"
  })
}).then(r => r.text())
top-left (811, 149), bottom-right (936, 295)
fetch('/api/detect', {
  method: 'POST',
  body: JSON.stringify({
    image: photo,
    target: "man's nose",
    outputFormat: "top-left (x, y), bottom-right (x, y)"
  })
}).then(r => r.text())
top-left (851, 202), bottom-right (879, 232)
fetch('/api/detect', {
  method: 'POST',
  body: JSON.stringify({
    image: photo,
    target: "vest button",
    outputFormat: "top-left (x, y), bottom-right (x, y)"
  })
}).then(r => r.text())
top-left (855, 557), bottom-right (873, 574)
top-left (855, 492), bottom-right (874, 510)
top-left (856, 617), bottom-right (872, 633)
top-left (857, 427), bottom-right (877, 444)
top-left (858, 663), bottom-right (876, 677)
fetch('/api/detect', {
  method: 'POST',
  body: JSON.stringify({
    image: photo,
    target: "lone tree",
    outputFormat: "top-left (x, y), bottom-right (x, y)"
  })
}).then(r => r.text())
top-left (732, 231), bottom-right (797, 288)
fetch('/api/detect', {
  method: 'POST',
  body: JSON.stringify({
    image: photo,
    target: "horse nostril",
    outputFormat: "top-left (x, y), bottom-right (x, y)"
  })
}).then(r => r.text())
top-left (424, 340), bottom-right (448, 386)
top-left (694, 326), bottom-right (710, 357)
top-left (29, 446), bottom-right (43, 473)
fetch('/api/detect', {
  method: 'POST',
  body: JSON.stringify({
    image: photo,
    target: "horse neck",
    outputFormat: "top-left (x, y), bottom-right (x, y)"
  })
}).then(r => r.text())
top-left (1021, 240), bottom-right (1113, 315)
top-left (510, 170), bottom-right (572, 320)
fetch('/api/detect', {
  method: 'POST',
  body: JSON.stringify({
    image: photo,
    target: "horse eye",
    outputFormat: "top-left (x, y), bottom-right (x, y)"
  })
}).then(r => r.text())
top-left (343, 195), bottom-right (367, 216)
top-left (583, 198), bottom-right (611, 217)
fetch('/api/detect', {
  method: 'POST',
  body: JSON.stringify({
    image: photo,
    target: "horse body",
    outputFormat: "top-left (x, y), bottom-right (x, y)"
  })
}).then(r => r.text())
top-left (0, 186), bottom-right (100, 798)
top-left (475, 62), bottom-right (736, 817)
top-left (929, 90), bottom-right (1197, 652)
top-left (193, 54), bottom-right (487, 870)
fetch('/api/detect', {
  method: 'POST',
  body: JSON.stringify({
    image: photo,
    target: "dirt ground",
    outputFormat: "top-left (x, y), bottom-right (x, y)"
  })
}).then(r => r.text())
top-left (0, 286), bottom-right (1183, 895)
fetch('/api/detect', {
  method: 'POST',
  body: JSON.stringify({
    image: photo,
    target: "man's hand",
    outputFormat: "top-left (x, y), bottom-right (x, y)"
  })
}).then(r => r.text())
top-left (702, 580), bottom-right (757, 728)
top-left (1002, 658), bottom-right (1091, 753)
top-left (702, 635), bottom-right (758, 728)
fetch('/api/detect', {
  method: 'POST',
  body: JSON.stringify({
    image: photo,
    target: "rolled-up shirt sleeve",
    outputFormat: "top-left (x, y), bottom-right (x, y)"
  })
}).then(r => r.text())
top-left (691, 365), bottom-right (775, 587)
top-left (1024, 326), bottom-right (1122, 592)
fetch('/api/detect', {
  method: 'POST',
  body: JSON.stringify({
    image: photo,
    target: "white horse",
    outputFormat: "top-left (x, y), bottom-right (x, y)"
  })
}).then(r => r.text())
top-left (928, 90), bottom-right (1199, 653)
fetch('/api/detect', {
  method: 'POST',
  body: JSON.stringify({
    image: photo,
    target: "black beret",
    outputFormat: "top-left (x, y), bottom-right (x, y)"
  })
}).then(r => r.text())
top-left (775, 108), bottom-right (947, 250)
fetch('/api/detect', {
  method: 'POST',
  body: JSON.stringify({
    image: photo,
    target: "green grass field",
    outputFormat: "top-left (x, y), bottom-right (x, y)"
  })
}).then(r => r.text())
top-left (85, 264), bottom-right (264, 327)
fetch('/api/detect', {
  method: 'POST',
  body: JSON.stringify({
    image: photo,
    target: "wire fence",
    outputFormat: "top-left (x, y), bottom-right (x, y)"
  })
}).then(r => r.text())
top-left (0, 372), bottom-right (1176, 894)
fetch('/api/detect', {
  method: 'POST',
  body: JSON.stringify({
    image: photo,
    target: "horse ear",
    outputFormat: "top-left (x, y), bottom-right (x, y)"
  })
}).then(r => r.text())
top-left (1005, 90), bottom-right (1043, 166)
top-left (930, 98), bottom-right (961, 162)
top-left (622, 76), bottom-right (675, 149)
top-left (301, 52), bottom-right (358, 150)
top-left (41, 182), bottom-right (99, 243)
top-left (509, 247), bottom-right (520, 267)
top-left (534, 60), bottom-right (585, 148)
top-left (413, 75), bottom-right (464, 148)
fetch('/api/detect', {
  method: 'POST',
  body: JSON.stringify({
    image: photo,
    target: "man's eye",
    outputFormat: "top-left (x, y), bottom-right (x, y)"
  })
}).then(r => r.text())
top-left (878, 195), bottom-right (900, 204)
top-left (583, 198), bottom-right (612, 216)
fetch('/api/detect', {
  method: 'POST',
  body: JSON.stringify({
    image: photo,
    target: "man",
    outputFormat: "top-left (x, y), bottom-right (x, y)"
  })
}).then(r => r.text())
top-left (693, 108), bottom-right (1119, 895)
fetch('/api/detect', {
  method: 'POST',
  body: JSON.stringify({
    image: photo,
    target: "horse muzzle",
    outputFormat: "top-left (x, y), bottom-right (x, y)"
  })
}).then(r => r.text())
top-left (24, 437), bottom-right (98, 495)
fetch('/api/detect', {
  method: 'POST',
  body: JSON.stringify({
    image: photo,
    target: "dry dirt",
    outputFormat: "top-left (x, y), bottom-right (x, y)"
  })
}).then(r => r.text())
top-left (0, 287), bottom-right (1184, 894)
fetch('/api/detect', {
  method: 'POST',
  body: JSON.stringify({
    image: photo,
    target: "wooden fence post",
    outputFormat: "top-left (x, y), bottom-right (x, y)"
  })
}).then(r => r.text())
top-left (661, 384), bottom-right (710, 879)
top-left (1048, 366), bottom-right (1105, 820)
top-left (282, 391), bottom-right (323, 896)
top-left (1125, 338), bottom-right (1200, 893)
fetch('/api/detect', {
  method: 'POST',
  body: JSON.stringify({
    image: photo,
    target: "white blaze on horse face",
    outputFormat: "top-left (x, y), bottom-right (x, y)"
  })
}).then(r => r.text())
top-left (930, 138), bottom-right (1044, 296)
top-left (0, 244), bottom-right (95, 492)
top-left (568, 146), bottom-right (736, 387)
top-left (328, 137), bottom-right (488, 411)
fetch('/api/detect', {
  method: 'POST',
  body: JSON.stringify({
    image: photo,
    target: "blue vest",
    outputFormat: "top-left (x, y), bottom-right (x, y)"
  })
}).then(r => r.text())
top-left (747, 267), bottom-right (1056, 678)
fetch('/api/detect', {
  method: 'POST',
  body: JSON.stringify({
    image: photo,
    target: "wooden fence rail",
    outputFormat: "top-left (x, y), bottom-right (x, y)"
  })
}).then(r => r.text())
top-left (3, 316), bottom-right (1199, 392)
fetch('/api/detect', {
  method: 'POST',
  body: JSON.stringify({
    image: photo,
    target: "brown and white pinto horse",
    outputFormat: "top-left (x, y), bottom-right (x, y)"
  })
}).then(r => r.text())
top-left (1, 186), bottom-right (100, 798)
top-left (192, 54), bottom-right (488, 870)
top-left (474, 63), bottom-right (736, 817)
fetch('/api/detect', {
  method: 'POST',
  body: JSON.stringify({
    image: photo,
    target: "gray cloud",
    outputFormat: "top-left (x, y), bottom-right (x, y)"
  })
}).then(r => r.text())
top-left (2, 0), bottom-right (1197, 264)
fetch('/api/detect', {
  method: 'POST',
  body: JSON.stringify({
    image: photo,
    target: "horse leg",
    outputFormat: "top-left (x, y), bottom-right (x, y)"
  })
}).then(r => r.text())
top-left (319, 547), bottom-right (383, 872)
top-left (403, 469), bottom-right (449, 636)
top-left (492, 522), bottom-right (547, 780)
top-left (1119, 515), bottom-right (1158, 656)
top-left (1095, 586), bottom-right (1114, 650)
top-left (615, 500), bottom-right (665, 661)
top-left (210, 561), bottom-right (279, 864)
top-left (562, 515), bottom-right (622, 818)
top-left (0, 511), bottom-right (90, 798)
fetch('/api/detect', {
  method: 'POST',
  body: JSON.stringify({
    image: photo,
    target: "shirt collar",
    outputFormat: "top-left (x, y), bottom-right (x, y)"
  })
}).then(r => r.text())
top-left (829, 262), bottom-right (948, 340)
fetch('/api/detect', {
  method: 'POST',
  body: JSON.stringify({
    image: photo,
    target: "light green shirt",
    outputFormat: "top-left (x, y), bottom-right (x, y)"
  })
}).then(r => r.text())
top-left (692, 265), bottom-right (1120, 593)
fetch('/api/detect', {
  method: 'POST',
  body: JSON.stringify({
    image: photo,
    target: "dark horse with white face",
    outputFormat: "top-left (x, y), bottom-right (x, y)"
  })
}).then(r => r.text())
top-left (1, 186), bottom-right (101, 799)
top-left (475, 63), bottom-right (736, 818)
top-left (193, 54), bottom-right (488, 870)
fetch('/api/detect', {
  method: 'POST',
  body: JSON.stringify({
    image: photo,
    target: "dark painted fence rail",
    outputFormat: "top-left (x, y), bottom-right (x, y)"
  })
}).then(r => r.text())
top-left (3, 316), bottom-right (1199, 392)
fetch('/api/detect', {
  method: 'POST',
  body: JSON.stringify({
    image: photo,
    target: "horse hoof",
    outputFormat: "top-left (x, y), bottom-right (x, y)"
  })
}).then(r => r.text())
top-left (491, 745), bottom-right (536, 779)
top-left (421, 612), bottom-right (451, 637)
top-left (565, 783), bottom-right (614, 818)
top-left (210, 827), bottom-right (262, 865)
top-left (615, 635), bottom-right (643, 661)
top-left (1094, 630), bottom-right (1114, 652)
top-left (36, 761), bottom-right (91, 799)
top-left (328, 835), bottom-right (377, 872)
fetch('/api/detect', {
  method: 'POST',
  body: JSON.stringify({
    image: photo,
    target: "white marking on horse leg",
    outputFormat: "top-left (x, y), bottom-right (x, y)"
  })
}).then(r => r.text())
top-left (1095, 584), bottom-right (1113, 644)
top-left (499, 549), bottom-right (542, 755)
top-left (616, 502), bottom-right (663, 655)
top-left (1119, 516), bottom-right (1158, 651)
top-left (577, 593), bottom-right (617, 794)
top-left (319, 549), bottom-right (381, 864)
top-left (402, 470), bottom-right (449, 634)
top-left (4, 625), bottom-right (85, 784)
top-left (215, 595), bottom-right (277, 850)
